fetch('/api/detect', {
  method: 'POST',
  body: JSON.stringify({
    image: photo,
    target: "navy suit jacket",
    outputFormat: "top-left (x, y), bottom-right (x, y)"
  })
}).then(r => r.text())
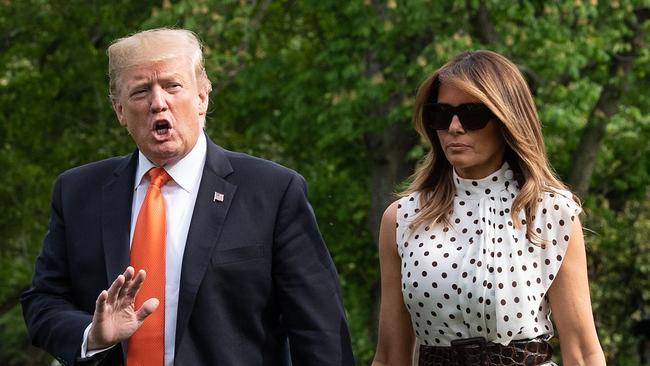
top-left (21, 135), bottom-right (355, 365)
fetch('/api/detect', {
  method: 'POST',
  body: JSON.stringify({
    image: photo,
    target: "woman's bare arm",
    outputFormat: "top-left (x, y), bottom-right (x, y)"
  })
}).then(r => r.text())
top-left (548, 217), bottom-right (606, 366)
top-left (372, 201), bottom-right (416, 366)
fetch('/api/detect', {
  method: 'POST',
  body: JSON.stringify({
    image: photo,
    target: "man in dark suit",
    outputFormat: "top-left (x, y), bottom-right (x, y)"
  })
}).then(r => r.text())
top-left (21, 28), bottom-right (355, 366)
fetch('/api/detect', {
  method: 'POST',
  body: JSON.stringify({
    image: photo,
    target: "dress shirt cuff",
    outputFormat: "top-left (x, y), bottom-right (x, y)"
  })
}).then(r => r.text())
top-left (80, 323), bottom-right (116, 358)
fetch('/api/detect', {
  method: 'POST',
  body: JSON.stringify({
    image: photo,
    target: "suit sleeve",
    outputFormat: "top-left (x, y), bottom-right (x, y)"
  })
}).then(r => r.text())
top-left (272, 173), bottom-right (355, 366)
top-left (20, 176), bottom-right (102, 366)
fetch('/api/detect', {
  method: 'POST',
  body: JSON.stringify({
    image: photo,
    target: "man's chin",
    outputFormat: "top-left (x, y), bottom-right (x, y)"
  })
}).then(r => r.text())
top-left (144, 146), bottom-right (183, 166)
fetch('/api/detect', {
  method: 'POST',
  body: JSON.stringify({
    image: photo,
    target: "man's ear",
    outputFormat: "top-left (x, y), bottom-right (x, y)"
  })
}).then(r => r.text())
top-left (197, 91), bottom-right (209, 116)
top-left (111, 98), bottom-right (127, 127)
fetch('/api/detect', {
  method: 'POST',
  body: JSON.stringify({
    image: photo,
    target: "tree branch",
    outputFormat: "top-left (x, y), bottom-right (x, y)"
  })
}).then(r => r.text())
top-left (568, 7), bottom-right (649, 198)
top-left (212, 0), bottom-right (272, 95)
top-left (467, 0), bottom-right (500, 44)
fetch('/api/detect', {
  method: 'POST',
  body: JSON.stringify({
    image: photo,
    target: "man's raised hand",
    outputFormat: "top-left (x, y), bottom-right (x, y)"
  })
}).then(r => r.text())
top-left (87, 266), bottom-right (159, 350)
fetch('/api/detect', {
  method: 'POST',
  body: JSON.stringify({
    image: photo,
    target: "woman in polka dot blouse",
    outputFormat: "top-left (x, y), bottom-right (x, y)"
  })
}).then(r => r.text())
top-left (372, 51), bottom-right (605, 366)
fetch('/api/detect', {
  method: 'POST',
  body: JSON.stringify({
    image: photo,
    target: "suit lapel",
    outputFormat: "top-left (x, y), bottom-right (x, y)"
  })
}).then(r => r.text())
top-left (100, 153), bottom-right (137, 360)
top-left (175, 137), bottom-right (236, 349)
top-left (101, 153), bottom-right (137, 288)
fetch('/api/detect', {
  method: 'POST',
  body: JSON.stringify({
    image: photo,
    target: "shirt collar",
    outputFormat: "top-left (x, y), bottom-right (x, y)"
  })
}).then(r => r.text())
top-left (453, 162), bottom-right (516, 198)
top-left (134, 130), bottom-right (207, 193)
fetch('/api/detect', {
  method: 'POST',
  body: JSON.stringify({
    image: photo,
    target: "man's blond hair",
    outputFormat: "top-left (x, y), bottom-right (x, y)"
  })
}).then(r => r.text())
top-left (107, 28), bottom-right (212, 100)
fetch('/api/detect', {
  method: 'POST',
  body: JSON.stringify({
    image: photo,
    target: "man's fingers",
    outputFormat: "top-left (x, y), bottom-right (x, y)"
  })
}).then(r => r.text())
top-left (135, 298), bottom-right (159, 322)
top-left (122, 266), bottom-right (135, 282)
top-left (106, 274), bottom-right (125, 304)
top-left (95, 290), bottom-right (108, 314)
top-left (125, 269), bottom-right (147, 299)
top-left (133, 268), bottom-right (146, 284)
top-left (117, 266), bottom-right (136, 299)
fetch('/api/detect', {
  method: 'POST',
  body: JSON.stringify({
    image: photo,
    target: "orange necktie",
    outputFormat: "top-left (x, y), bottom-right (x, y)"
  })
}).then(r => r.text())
top-left (127, 167), bottom-right (171, 366)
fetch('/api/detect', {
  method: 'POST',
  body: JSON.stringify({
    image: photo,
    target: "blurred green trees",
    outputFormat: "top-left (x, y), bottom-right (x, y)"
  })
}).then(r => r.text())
top-left (1, 0), bottom-right (648, 364)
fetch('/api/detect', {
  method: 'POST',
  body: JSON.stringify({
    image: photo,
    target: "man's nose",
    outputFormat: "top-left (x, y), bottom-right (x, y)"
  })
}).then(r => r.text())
top-left (150, 86), bottom-right (168, 113)
top-left (448, 115), bottom-right (465, 133)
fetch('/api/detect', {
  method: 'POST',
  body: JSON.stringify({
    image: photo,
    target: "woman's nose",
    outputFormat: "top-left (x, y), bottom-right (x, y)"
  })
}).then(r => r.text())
top-left (448, 115), bottom-right (465, 133)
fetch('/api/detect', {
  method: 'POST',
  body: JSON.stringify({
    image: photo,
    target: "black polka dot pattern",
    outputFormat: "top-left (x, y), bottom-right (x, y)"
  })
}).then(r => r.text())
top-left (395, 163), bottom-right (581, 346)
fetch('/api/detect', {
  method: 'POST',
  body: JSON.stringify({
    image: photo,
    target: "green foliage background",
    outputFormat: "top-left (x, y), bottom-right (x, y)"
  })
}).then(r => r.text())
top-left (1, 0), bottom-right (648, 365)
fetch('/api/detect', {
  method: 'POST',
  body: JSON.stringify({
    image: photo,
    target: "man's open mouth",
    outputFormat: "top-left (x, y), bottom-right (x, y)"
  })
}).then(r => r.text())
top-left (154, 120), bottom-right (171, 135)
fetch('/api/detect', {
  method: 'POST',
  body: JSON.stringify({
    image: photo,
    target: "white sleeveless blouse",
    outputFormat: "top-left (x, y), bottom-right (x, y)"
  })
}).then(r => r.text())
top-left (396, 163), bottom-right (580, 347)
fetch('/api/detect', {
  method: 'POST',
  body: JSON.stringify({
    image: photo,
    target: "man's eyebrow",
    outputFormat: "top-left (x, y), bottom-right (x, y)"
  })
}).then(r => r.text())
top-left (127, 80), bottom-right (151, 92)
top-left (127, 75), bottom-right (152, 89)
top-left (158, 73), bottom-right (187, 82)
top-left (126, 72), bottom-right (187, 90)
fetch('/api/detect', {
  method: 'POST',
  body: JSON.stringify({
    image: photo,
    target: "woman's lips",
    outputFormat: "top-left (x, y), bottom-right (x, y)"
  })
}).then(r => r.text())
top-left (447, 142), bottom-right (470, 150)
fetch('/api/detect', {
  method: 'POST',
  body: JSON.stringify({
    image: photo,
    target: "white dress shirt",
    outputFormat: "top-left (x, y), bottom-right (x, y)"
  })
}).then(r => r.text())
top-left (81, 131), bottom-right (207, 365)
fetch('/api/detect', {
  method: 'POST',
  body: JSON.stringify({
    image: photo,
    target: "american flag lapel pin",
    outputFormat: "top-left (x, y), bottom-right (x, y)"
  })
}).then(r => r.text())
top-left (213, 192), bottom-right (224, 202)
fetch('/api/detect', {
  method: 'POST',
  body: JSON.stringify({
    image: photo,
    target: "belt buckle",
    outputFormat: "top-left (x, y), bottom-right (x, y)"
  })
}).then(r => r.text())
top-left (450, 337), bottom-right (487, 366)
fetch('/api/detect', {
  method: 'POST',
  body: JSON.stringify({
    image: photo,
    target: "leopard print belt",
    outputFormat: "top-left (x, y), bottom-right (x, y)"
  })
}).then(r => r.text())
top-left (419, 337), bottom-right (553, 366)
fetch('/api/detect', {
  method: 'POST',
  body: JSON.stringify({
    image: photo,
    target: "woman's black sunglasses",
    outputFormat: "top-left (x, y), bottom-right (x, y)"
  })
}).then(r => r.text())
top-left (423, 103), bottom-right (497, 131)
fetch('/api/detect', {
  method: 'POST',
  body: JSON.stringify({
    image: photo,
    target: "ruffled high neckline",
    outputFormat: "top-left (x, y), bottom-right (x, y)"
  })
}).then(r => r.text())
top-left (453, 162), bottom-right (516, 199)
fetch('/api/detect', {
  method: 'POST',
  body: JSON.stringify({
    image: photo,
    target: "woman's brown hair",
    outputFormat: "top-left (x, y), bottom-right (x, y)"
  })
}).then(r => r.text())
top-left (402, 50), bottom-right (579, 244)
